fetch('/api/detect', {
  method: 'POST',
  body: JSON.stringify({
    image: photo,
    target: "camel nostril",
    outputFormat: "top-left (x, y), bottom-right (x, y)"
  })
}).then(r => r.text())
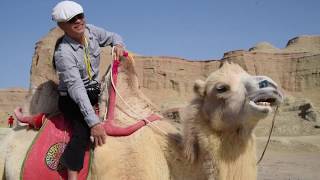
top-left (259, 80), bottom-right (269, 88)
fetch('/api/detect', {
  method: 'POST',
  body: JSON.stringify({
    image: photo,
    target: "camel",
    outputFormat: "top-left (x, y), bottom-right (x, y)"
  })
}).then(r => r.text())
top-left (0, 57), bottom-right (283, 180)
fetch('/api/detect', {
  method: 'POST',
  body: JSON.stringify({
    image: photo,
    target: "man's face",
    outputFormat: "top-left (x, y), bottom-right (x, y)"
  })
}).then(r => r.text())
top-left (59, 13), bottom-right (86, 39)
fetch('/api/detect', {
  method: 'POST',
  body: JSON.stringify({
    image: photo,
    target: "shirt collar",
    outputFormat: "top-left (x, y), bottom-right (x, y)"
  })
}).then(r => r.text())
top-left (63, 26), bottom-right (93, 51)
top-left (64, 34), bottom-right (81, 51)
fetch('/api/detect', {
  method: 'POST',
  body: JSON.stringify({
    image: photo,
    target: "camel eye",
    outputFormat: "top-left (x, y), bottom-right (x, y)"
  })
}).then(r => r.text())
top-left (215, 83), bottom-right (230, 93)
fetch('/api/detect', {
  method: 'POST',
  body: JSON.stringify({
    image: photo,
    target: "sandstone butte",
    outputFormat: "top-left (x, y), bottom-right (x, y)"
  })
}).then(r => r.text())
top-left (0, 28), bottom-right (319, 138)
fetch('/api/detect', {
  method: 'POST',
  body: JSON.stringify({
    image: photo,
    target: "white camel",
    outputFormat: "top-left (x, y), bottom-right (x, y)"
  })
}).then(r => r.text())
top-left (0, 58), bottom-right (283, 180)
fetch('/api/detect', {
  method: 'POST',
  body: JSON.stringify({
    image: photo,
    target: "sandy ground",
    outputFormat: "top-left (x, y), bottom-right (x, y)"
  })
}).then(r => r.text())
top-left (0, 128), bottom-right (11, 141)
top-left (0, 128), bottom-right (319, 179)
top-left (256, 136), bottom-right (320, 180)
top-left (258, 151), bottom-right (319, 180)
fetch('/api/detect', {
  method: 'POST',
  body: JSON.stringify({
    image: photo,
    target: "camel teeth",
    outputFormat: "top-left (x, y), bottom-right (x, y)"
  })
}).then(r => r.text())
top-left (256, 102), bottom-right (270, 106)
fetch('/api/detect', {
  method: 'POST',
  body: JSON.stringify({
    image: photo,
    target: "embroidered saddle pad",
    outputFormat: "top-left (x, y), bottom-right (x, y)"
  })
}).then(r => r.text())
top-left (21, 114), bottom-right (91, 180)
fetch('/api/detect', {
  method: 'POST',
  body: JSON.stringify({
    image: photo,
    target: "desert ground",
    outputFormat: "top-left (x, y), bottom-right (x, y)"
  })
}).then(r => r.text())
top-left (257, 136), bottom-right (320, 180)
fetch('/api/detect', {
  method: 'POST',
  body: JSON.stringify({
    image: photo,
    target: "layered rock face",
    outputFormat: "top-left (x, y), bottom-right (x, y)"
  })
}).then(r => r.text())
top-left (134, 56), bottom-right (221, 109)
top-left (133, 36), bottom-right (320, 109)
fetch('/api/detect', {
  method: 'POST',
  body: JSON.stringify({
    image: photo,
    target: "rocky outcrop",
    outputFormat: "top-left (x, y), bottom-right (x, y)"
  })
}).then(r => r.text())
top-left (131, 36), bottom-right (320, 108)
top-left (133, 56), bottom-right (221, 109)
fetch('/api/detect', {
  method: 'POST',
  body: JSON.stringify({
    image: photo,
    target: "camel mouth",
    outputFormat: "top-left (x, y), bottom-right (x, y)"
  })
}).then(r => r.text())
top-left (253, 97), bottom-right (277, 107)
top-left (248, 91), bottom-right (283, 113)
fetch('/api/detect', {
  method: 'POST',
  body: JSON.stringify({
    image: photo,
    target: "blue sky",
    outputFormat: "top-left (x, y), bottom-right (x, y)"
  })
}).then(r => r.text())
top-left (0, 0), bottom-right (319, 88)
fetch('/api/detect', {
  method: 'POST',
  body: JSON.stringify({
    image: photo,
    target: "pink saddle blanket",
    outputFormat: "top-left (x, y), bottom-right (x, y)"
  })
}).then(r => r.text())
top-left (21, 114), bottom-right (91, 180)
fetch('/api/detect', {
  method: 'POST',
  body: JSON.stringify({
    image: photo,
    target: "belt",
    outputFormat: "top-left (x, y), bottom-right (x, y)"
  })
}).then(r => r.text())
top-left (59, 91), bottom-right (68, 96)
top-left (87, 87), bottom-right (98, 91)
top-left (58, 83), bottom-right (100, 96)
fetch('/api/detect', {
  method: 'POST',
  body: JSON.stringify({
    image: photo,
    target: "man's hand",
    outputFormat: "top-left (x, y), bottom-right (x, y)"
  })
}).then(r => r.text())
top-left (90, 123), bottom-right (106, 147)
top-left (113, 44), bottom-right (124, 60)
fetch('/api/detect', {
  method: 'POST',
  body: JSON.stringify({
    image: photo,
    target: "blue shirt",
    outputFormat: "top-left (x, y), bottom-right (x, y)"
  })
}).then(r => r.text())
top-left (54, 24), bottom-right (124, 127)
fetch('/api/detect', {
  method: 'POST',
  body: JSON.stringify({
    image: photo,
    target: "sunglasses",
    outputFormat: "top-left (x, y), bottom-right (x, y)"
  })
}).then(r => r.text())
top-left (67, 13), bottom-right (84, 24)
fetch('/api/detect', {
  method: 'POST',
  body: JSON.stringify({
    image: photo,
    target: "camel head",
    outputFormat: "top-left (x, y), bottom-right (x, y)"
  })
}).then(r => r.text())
top-left (193, 62), bottom-right (283, 132)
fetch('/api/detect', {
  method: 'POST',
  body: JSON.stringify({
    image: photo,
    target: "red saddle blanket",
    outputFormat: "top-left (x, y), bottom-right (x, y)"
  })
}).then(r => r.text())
top-left (21, 114), bottom-right (91, 180)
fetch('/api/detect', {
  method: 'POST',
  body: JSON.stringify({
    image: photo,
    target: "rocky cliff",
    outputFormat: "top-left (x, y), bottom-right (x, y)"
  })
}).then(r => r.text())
top-left (133, 36), bottom-right (320, 110)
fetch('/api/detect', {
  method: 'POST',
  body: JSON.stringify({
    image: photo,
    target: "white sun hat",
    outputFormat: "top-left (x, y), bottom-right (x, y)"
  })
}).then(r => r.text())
top-left (52, 1), bottom-right (84, 22)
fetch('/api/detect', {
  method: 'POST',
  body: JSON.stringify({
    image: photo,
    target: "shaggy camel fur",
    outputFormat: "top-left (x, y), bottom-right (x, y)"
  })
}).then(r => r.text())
top-left (179, 62), bottom-right (283, 179)
top-left (0, 59), bottom-right (283, 180)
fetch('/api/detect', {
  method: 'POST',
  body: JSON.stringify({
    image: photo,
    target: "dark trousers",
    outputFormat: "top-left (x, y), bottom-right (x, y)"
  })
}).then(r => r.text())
top-left (58, 95), bottom-right (97, 171)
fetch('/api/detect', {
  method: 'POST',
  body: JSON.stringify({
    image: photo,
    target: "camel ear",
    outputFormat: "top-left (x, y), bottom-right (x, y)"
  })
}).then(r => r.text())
top-left (194, 80), bottom-right (206, 97)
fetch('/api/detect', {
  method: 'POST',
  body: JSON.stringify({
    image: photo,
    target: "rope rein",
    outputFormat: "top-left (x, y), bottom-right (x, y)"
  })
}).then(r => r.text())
top-left (257, 105), bottom-right (279, 164)
top-left (109, 49), bottom-right (170, 136)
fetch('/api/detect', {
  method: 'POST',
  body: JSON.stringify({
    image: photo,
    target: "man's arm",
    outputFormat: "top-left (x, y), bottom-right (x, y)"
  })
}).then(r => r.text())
top-left (88, 24), bottom-right (125, 59)
top-left (88, 24), bottom-right (125, 47)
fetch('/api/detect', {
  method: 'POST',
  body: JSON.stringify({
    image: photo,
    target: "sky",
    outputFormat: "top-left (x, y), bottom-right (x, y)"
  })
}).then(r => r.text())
top-left (0, 0), bottom-right (319, 88)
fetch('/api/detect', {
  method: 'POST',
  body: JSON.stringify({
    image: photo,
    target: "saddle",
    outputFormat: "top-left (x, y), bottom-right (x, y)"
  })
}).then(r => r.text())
top-left (20, 54), bottom-right (162, 179)
top-left (21, 114), bottom-right (91, 180)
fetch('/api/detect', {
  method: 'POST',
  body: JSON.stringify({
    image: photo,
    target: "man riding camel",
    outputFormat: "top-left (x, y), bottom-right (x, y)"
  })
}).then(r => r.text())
top-left (15, 1), bottom-right (125, 179)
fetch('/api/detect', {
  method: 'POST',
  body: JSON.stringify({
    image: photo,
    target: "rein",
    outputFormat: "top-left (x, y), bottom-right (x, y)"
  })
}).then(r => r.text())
top-left (108, 50), bottom-right (169, 135)
top-left (257, 105), bottom-right (279, 164)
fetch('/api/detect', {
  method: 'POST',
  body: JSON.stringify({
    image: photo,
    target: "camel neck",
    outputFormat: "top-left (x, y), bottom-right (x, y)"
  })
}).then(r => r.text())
top-left (197, 126), bottom-right (257, 180)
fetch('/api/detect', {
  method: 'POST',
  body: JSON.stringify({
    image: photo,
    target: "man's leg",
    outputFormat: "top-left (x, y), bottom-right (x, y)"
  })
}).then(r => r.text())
top-left (58, 95), bottom-right (91, 179)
